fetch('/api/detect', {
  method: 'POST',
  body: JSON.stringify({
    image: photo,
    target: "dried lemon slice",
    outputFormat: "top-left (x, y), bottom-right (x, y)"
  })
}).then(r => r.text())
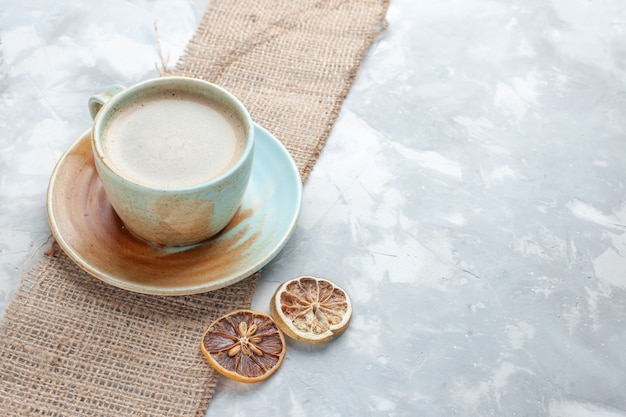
top-left (270, 276), bottom-right (352, 344)
top-left (200, 309), bottom-right (286, 383)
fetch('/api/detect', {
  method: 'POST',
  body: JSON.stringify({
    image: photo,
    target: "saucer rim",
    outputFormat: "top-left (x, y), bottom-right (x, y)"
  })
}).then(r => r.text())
top-left (46, 123), bottom-right (302, 295)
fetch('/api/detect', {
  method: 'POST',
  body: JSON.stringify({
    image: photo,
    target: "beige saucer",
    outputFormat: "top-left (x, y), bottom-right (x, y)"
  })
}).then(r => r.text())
top-left (46, 126), bottom-right (301, 295)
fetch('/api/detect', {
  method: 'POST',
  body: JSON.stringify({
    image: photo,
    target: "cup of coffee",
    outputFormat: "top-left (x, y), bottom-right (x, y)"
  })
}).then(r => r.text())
top-left (88, 76), bottom-right (254, 246)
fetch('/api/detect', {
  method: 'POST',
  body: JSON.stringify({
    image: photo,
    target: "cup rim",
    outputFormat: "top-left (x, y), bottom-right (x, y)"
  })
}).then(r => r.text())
top-left (91, 76), bottom-right (255, 192)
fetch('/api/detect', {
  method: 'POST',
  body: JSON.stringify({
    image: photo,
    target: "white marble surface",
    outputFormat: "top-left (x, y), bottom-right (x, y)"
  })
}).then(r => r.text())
top-left (2, 0), bottom-right (626, 415)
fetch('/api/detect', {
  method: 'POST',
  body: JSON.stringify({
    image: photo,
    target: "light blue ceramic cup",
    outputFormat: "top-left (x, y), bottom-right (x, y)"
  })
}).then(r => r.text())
top-left (89, 77), bottom-right (255, 246)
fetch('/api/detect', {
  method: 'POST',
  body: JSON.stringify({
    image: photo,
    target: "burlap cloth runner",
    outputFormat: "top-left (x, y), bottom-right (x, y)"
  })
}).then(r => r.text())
top-left (0, 0), bottom-right (388, 415)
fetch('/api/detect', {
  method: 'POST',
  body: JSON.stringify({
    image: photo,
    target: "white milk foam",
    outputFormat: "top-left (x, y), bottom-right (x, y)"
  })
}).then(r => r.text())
top-left (102, 90), bottom-right (246, 189)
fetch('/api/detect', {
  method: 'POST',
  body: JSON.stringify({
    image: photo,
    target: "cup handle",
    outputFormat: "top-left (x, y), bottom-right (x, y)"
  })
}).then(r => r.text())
top-left (88, 85), bottom-right (126, 120)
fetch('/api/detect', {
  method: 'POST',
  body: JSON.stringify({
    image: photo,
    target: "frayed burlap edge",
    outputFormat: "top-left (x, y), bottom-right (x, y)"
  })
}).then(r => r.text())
top-left (0, 243), bottom-right (258, 416)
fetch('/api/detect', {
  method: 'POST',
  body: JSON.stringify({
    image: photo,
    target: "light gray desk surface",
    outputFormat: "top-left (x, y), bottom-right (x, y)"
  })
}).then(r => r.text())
top-left (1, 0), bottom-right (625, 415)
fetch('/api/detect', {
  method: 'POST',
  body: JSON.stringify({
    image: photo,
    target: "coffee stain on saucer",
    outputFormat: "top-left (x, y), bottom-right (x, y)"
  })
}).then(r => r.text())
top-left (48, 131), bottom-right (268, 295)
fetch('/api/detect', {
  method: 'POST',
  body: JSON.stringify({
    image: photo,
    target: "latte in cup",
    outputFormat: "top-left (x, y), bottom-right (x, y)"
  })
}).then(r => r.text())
top-left (89, 77), bottom-right (255, 246)
top-left (101, 89), bottom-right (247, 189)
